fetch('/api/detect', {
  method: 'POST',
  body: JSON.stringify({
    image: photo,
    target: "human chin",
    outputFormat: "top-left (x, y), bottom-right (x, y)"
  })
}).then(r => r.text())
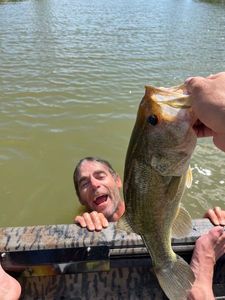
top-left (102, 199), bottom-right (118, 219)
top-left (97, 198), bottom-right (115, 218)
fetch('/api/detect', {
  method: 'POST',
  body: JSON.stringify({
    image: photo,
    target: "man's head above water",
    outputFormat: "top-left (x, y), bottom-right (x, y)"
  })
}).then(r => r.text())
top-left (73, 157), bottom-right (124, 222)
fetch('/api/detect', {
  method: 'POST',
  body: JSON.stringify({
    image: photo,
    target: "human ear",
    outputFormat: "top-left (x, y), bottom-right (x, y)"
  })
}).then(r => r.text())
top-left (116, 175), bottom-right (122, 188)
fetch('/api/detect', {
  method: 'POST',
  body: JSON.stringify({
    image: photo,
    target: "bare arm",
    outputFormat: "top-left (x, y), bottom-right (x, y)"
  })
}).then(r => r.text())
top-left (188, 206), bottom-right (225, 299)
top-left (188, 226), bottom-right (225, 300)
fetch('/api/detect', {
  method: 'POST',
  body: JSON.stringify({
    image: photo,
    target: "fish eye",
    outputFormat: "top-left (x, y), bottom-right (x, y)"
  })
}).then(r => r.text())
top-left (147, 114), bottom-right (158, 126)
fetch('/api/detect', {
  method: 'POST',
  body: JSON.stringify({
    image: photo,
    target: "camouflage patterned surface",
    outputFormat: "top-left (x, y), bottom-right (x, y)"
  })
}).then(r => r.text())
top-left (0, 219), bottom-right (224, 299)
top-left (0, 219), bottom-right (213, 252)
top-left (18, 267), bottom-right (167, 300)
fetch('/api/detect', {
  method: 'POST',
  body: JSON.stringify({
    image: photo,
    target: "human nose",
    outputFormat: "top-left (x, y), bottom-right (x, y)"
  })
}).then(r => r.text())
top-left (90, 177), bottom-right (100, 189)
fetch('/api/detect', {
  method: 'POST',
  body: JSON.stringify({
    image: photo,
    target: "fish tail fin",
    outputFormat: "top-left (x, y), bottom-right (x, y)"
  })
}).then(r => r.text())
top-left (155, 255), bottom-right (195, 300)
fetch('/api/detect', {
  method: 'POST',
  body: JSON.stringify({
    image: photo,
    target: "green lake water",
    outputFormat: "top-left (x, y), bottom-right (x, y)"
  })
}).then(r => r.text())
top-left (0, 0), bottom-right (225, 226)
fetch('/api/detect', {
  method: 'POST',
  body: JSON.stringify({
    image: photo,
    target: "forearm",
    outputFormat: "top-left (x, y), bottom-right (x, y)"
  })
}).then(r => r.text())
top-left (188, 286), bottom-right (214, 300)
top-left (188, 262), bottom-right (214, 300)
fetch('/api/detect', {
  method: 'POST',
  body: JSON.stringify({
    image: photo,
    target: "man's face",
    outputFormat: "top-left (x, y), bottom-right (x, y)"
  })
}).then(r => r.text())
top-left (77, 160), bottom-right (122, 219)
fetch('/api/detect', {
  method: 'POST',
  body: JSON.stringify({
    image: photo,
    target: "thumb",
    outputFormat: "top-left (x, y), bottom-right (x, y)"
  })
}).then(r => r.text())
top-left (184, 76), bottom-right (206, 94)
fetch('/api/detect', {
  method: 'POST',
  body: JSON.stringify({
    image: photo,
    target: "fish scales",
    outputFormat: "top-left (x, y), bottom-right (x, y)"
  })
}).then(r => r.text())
top-left (125, 160), bottom-right (186, 263)
top-left (118, 84), bottom-right (197, 300)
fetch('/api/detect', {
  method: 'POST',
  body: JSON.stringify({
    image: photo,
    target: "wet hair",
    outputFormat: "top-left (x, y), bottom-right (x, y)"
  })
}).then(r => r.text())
top-left (73, 157), bottom-right (117, 200)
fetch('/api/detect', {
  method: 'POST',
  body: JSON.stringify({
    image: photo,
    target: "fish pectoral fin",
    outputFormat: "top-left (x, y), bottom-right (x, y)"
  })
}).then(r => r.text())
top-left (172, 205), bottom-right (192, 238)
top-left (155, 255), bottom-right (195, 300)
top-left (116, 214), bottom-right (134, 233)
top-left (185, 166), bottom-right (193, 189)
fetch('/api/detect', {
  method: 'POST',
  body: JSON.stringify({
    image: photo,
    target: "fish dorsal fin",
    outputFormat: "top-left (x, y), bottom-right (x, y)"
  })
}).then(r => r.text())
top-left (116, 214), bottom-right (134, 234)
top-left (186, 166), bottom-right (193, 189)
top-left (172, 205), bottom-right (192, 238)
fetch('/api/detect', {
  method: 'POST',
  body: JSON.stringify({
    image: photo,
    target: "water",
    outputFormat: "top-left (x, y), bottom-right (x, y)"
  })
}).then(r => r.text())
top-left (0, 0), bottom-right (225, 227)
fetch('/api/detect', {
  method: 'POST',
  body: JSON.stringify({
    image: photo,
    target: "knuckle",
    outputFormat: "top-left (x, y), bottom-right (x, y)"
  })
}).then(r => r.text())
top-left (75, 216), bottom-right (86, 227)
top-left (90, 212), bottom-right (99, 222)
top-left (83, 213), bottom-right (92, 222)
top-left (83, 212), bottom-right (90, 218)
top-left (191, 79), bottom-right (203, 90)
top-left (215, 206), bottom-right (221, 211)
top-left (90, 211), bottom-right (98, 217)
top-left (208, 208), bottom-right (215, 215)
top-left (189, 77), bottom-right (206, 91)
top-left (75, 216), bottom-right (82, 222)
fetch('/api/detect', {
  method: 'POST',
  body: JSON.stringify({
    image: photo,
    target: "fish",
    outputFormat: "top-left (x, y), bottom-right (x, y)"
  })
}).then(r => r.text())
top-left (118, 84), bottom-right (197, 300)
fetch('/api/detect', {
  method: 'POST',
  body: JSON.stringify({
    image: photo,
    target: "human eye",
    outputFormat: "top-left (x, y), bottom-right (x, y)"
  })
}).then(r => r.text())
top-left (96, 172), bottom-right (106, 180)
top-left (80, 179), bottom-right (89, 189)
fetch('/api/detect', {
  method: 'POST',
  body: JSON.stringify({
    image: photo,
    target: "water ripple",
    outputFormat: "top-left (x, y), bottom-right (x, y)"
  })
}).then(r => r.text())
top-left (1, 0), bottom-right (225, 226)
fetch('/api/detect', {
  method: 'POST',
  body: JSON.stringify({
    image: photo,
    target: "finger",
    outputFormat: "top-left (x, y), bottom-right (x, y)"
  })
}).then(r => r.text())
top-left (208, 226), bottom-right (224, 240)
top-left (216, 231), bottom-right (225, 244)
top-left (214, 207), bottom-right (224, 225)
top-left (213, 134), bottom-right (225, 152)
top-left (220, 210), bottom-right (225, 226)
top-left (204, 208), bottom-right (220, 225)
top-left (214, 206), bottom-right (225, 226)
top-left (184, 76), bottom-right (206, 94)
top-left (74, 216), bottom-right (87, 228)
top-left (98, 213), bottom-right (109, 228)
top-left (207, 73), bottom-right (215, 79)
top-left (193, 121), bottom-right (213, 138)
top-left (207, 72), bottom-right (225, 80)
top-left (184, 76), bottom-right (194, 84)
top-left (83, 212), bottom-right (95, 231)
top-left (90, 211), bottom-right (103, 231)
top-left (214, 231), bottom-right (225, 260)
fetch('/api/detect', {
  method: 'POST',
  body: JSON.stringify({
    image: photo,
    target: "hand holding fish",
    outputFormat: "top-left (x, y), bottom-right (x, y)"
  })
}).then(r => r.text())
top-left (185, 72), bottom-right (225, 151)
top-left (74, 211), bottom-right (109, 231)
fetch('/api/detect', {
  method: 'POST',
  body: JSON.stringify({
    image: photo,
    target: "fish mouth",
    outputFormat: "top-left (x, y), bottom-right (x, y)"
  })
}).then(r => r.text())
top-left (94, 194), bottom-right (108, 206)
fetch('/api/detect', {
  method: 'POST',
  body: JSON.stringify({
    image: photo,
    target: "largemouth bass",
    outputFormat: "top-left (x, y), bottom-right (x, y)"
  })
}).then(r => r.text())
top-left (118, 84), bottom-right (197, 300)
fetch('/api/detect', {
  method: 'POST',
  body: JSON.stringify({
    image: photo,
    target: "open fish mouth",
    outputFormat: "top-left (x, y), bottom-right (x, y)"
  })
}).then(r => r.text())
top-left (146, 84), bottom-right (192, 109)
top-left (94, 195), bottom-right (108, 205)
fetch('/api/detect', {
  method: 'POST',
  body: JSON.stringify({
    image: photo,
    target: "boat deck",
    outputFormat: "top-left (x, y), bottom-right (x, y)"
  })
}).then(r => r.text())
top-left (0, 219), bottom-right (224, 299)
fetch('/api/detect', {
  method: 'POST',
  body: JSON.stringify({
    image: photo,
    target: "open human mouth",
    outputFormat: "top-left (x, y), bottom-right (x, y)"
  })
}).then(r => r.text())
top-left (94, 195), bottom-right (108, 205)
